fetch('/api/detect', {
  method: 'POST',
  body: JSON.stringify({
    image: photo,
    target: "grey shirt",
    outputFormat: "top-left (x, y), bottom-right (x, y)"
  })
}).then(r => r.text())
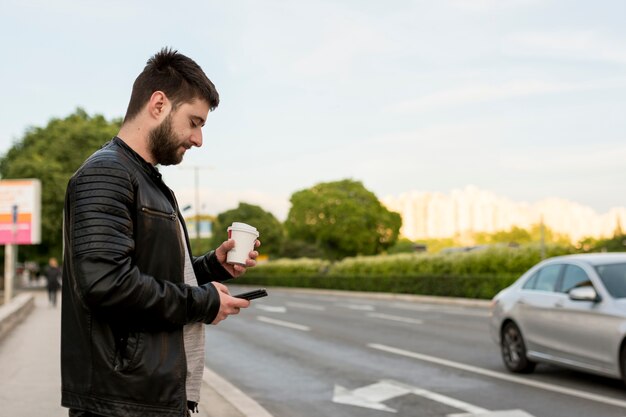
top-left (179, 221), bottom-right (205, 402)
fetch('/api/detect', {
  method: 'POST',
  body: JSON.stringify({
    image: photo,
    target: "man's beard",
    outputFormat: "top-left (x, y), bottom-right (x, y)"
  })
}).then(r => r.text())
top-left (148, 114), bottom-right (184, 166)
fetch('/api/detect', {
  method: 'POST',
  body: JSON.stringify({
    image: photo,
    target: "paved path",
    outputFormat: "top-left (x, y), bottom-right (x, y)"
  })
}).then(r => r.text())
top-left (0, 292), bottom-right (246, 417)
top-left (0, 292), bottom-right (66, 416)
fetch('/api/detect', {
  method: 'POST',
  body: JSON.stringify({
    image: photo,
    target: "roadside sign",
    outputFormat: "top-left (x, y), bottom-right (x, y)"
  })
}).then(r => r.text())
top-left (0, 179), bottom-right (42, 244)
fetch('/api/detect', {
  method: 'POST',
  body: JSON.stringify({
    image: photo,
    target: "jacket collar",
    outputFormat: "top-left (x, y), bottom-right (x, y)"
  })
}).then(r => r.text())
top-left (111, 136), bottom-right (163, 180)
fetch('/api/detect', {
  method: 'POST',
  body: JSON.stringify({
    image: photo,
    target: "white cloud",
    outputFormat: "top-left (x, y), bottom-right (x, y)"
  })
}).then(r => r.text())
top-left (174, 187), bottom-right (291, 221)
top-left (387, 77), bottom-right (626, 113)
top-left (369, 120), bottom-right (504, 148)
top-left (503, 31), bottom-right (626, 64)
top-left (448, 0), bottom-right (541, 11)
top-left (500, 144), bottom-right (626, 175)
top-left (291, 16), bottom-right (391, 77)
top-left (388, 80), bottom-right (576, 112)
top-left (14, 0), bottom-right (139, 18)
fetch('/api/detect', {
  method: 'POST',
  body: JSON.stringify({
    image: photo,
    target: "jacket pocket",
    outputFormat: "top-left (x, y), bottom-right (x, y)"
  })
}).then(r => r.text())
top-left (140, 206), bottom-right (177, 221)
top-left (113, 331), bottom-right (143, 372)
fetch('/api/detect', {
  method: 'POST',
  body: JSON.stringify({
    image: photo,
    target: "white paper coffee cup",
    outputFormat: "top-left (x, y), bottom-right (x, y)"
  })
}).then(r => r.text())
top-left (226, 222), bottom-right (259, 265)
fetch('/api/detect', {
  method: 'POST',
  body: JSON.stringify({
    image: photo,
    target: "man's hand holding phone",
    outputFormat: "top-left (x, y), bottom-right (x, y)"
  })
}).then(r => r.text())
top-left (211, 282), bottom-right (250, 324)
top-left (233, 288), bottom-right (268, 301)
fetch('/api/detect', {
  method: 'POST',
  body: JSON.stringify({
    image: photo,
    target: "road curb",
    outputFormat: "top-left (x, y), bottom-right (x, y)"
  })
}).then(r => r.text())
top-left (265, 287), bottom-right (492, 308)
top-left (201, 367), bottom-right (274, 417)
top-left (0, 293), bottom-right (35, 340)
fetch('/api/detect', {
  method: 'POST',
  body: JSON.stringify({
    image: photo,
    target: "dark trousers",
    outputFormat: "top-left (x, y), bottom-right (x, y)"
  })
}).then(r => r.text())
top-left (69, 403), bottom-right (198, 416)
top-left (68, 410), bottom-right (108, 417)
top-left (48, 288), bottom-right (58, 306)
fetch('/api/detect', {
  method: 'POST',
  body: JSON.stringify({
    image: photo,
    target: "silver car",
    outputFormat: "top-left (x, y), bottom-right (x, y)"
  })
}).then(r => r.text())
top-left (489, 253), bottom-right (626, 382)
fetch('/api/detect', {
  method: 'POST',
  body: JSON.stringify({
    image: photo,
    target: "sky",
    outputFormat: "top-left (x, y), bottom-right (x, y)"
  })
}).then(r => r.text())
top-left (1, 0), bottom-right (625, 221)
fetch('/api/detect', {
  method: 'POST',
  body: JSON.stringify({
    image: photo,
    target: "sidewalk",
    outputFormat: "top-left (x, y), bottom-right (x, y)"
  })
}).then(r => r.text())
top-left (0, 292), bottom-right (246, 417)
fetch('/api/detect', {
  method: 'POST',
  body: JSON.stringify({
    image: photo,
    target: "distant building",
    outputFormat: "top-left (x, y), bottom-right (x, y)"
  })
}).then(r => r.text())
top-left (184, 215), bottom-right (214, 239)
top-left (382, 186), bottom-right (626, 243)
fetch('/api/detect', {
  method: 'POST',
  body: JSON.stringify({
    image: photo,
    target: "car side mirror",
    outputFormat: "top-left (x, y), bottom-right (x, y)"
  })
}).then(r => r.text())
top-left (569, 286), bottom-right (601, 302)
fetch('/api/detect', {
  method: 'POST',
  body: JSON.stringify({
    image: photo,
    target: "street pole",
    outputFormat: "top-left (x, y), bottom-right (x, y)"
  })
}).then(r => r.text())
top-left (4, 205), bottom-right (18, 305)
top-left (4, 244), bottom-right (15, 305)
top-left (539, 214), bottom-right (546, 259)
top-left (180, 165), bottom-right (213, 239)
top-left (194, 167), bottom-right (200, 240)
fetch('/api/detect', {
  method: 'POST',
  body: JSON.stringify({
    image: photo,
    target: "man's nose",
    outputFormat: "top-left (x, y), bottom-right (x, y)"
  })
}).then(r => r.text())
top-left (191, 131), bottom-right (203, 148)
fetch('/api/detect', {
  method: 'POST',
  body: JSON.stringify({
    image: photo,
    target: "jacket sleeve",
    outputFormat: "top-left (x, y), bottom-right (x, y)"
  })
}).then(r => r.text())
top-left (192, 251), bottom-right (234, 285)
top-left (67, 156), bottom-right (220, 328)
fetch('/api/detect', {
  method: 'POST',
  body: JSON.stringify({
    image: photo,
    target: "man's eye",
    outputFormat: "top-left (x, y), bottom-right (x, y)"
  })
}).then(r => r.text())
top-left (190, 121), bottom-right (198, 128)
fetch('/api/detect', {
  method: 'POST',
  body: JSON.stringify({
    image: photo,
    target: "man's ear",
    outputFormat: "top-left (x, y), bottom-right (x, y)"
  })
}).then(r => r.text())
top-left (147, 91), bottom-right (170, 121)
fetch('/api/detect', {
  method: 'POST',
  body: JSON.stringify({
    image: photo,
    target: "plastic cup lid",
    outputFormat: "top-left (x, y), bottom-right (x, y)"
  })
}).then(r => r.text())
top-left (230, 222), bottom-right (257, 231)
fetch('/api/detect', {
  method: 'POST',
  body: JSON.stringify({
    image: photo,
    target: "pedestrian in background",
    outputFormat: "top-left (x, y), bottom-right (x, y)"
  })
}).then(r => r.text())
top-left (61, 47), bottom-right (260, 417)
top-left (44, 257), bottom-right (61, 307)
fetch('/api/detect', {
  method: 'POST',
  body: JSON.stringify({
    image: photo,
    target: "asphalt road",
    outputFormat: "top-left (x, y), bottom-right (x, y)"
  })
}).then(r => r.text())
top-left (204, 287), bottom-right (626, 417)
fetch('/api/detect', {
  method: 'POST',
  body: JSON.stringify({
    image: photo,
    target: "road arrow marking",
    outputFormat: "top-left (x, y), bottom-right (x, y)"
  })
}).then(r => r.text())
top-left (332, 380), bottom-right (487, 414)
top-left (410, 384), bottom-right (488, 414)
top-left (333, 379), bottom-right (535, 416)
top-left (333, 380), bottom-right (410, 412)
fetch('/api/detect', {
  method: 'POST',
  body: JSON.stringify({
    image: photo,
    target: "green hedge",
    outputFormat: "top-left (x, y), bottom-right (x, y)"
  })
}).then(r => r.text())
top-left (237, 243), bottom-right (576, 299)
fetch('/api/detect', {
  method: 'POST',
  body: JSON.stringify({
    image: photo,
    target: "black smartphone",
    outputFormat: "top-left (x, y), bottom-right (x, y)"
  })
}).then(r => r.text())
top-left (233, 288), bottom-right (268, 301)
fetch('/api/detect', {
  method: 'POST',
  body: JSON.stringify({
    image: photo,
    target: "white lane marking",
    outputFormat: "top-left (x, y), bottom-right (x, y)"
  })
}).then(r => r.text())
top-left (203, 367), bottom-right (274, 417)
top-left (448, 410), bottom-right (534, 417)
top-left (286, 302), bottom-right (326, 311)
top-left (255, 305), bottom-right (287, 313)
top-left (294, 294), bottom-right (341, 302)
top-left (257, 316), bottom-right (310, 331)
top-left (390, 303), bottom-right (489, 317)
top-left (383, 380), bottom-right (490, 414)
top-left (342, 304), bottom-right (375, 311)
top-left (411, 385), bottom-right (489, 415)
top-left (367, 313), bottom-right (423, 325)
top-left (368, 343), bottom-right (626, 409)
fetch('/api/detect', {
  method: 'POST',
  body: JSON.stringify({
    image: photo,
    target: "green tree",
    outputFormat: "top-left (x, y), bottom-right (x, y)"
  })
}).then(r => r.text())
top-left (0, 109), bottom-right (121, 262)
top-left (577, 234), bottom-right (626, 253)
top-left (528, 223), bottom-right (571, 246)
top-left (284, 179), bottom-right (402, 260)
top-left (209, 203), bottom-right (284, 258)
top-left (475, 226), bottom-right (532, 245)
top-left (472, 224), bottom-right (570, 247)
top-left (387, 238), bottom-right (422, 254)
top-left (575, 222), bottom-right (626, 252)
top-left (279, 238), bottom-right (325, 259)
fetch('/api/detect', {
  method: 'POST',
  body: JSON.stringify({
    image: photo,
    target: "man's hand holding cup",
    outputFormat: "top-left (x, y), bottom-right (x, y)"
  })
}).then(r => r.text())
top-left (215, 222), bottom-right (260, 278)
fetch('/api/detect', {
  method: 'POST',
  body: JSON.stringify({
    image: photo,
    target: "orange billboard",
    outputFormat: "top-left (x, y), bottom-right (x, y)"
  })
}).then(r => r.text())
top-left (0, 179), bottom-right (41, 244)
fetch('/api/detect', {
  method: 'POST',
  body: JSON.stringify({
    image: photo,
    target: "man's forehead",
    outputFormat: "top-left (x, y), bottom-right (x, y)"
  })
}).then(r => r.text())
top-left (178, 99), bottom-right (210, 118)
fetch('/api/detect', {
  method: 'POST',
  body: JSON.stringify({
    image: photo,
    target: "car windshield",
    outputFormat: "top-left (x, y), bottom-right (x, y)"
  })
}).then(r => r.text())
top-left (595, 263), bottom-right (626, 298)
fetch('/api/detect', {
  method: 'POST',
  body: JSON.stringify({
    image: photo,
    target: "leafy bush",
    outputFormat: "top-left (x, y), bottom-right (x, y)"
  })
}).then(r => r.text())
top-left (236, 243), bottom-right (577, 299)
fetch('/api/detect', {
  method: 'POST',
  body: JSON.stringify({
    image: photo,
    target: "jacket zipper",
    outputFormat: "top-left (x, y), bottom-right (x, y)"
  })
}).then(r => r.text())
top-left (164, 188), bottom-right (190, 267)
top-left (140, 207), bottom-right (177, 220)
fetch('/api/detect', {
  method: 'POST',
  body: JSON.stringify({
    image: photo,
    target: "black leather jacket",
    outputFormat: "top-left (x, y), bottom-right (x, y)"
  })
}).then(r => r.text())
top-left (61, 137), bottom-right (231, 416)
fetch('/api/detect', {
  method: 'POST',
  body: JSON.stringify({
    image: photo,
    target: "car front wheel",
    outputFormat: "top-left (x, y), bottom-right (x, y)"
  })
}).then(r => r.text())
top-left (619, 344), bottom-right (626, 385)
top-left (501, 322), bottom-right (536, 373)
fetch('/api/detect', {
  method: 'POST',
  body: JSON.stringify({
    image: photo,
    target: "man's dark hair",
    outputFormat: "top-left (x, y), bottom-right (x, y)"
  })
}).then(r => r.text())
top-left (123, 47), bottom-right (219, 123)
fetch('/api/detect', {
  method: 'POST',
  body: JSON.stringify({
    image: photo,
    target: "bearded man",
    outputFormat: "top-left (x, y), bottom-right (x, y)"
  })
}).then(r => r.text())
top-left (60, 48), bottom-right (259, 417)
